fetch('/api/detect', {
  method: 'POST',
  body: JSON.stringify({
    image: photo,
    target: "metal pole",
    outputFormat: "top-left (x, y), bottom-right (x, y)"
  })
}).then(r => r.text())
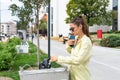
top-left (48, 2), bottom-right (50, 59)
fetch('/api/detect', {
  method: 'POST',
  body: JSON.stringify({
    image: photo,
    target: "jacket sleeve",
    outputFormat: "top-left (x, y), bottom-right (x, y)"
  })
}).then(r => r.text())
top-left (66, 43), bottom-right (72, 54)
top-left (57, 41), bottom-right (92, 65)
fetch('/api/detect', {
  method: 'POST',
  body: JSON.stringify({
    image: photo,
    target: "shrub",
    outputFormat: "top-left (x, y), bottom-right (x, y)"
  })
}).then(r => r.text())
top-left (100, 35), bottom-right (120, 47)
top-left (0, 52), bottom-right (13, 70)
top-left (0, 37), bottom-right (21, 71)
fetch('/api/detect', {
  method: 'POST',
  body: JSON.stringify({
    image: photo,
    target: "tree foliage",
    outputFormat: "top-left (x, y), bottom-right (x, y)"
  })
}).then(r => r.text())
top-left (9, 0), bottom-right (48, 30)
top-left (39, 19), bottom-right (47, 30)
top-left (66, 0), bottom-right (112, 26)
top-left (9, 0), bottom-right (33, 30)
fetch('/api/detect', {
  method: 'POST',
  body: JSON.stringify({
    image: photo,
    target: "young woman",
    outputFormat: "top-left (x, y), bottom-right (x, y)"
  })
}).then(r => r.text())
top-left (50, 15), bottom-right (92, 80)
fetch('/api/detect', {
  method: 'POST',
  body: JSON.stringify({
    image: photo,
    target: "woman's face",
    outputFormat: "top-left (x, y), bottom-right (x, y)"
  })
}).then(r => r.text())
top-left (69, 23), bottom-right (82, 36)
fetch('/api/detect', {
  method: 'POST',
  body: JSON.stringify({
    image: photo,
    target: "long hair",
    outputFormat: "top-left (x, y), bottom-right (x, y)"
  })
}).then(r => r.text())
top-left (70, 15), bottom-right (91, 41)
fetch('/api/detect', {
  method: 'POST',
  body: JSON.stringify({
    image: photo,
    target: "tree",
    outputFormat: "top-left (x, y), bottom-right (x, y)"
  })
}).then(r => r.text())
top-left (9, 0), bottom-right (50, 69)
top-left (9, 0), bottom-right (49, 30)
top-left (9, 0), bottom-right (33, 30)
top-left (39, 19), bottom-right (47, 36)
top-left (66, 0), bottom-right (112, 26)
top-left (39, 19), bottom-right (47, 30)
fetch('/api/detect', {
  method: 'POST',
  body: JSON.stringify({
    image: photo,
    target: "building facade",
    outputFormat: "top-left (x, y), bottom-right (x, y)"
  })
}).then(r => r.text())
top-left (49, 0), bottom-right (120, 37)
top-left (0, 21), bottom-right (17, 36)
top-left (111, 0), bottom-right (120, 31)
top-left (50, 0), bottom-right (70, 36)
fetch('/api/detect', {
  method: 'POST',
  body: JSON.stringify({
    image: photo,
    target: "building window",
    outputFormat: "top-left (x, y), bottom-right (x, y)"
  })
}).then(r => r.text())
top-left (113, 0), bottom-right (118, 10)
top-left (112, 0), bottom-right (118, 31)
top-left (7, 25), bottom-right (9, 36)
top-left (51, 7), bottom-right (53, 23)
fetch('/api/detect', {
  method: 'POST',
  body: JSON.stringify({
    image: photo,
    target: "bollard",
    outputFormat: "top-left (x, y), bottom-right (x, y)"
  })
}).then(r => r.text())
top-left (97, 29), bottom-right (102, 39)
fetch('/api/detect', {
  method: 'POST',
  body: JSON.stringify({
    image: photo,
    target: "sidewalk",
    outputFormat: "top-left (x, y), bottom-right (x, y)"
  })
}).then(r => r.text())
top-left (33, 37), bottom-right (120, 80)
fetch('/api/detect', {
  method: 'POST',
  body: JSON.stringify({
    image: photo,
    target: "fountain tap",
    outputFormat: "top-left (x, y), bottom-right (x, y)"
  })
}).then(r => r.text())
top-left (19, 64), bottom-right (33, 72)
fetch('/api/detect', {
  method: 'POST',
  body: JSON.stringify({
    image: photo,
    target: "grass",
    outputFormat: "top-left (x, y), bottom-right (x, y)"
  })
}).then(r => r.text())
top-left (0, 71), bottom-right (19, 80)
top-left (0, 41), bottom-right (61, 80)
top-left (0, 53), bottom-right (46, 80)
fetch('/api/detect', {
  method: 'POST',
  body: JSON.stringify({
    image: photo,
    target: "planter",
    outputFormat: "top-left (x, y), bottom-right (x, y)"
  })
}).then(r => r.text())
top-left (19, 67), bottom-right (69, 80)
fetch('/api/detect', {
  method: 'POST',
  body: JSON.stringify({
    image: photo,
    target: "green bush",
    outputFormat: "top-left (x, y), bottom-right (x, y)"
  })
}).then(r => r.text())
top-left (8, 37), bottom-right (21, 45)
top-left (0, 52), bottom-right (13, 70)
top-left (0, 37), bottom-right (21, 71)
top-left (100, 35), bottom-right (120, 47)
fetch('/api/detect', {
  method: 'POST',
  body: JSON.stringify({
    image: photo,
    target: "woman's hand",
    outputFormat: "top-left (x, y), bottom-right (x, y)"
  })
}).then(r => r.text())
top-left (67, 39), bottom-right (75, 46)
top-left (50, 56), bottom-right (58, 62)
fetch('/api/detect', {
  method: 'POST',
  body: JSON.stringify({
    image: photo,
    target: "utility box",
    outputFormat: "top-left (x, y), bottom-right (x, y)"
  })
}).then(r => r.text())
top-left (16, 41), bottom-right (29, 53)
top-left (19, 67), bottom-right (69, 80)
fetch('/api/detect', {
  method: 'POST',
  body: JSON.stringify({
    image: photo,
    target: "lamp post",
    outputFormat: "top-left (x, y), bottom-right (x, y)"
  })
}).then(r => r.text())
top-left (48, 1), bottom-right (51, 60)
top-left (28, 0), bottom-right (51, 69)
top-left (37, 0), bottom-right (51, 69)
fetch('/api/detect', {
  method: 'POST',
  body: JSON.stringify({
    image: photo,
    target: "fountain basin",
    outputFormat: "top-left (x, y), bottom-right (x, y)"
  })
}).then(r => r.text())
top-left (19, 67), bottom-right (69, 80)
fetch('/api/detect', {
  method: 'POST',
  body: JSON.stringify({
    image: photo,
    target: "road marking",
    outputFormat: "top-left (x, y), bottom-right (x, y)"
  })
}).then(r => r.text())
top-left (91, 59), bottom-right (120, 71)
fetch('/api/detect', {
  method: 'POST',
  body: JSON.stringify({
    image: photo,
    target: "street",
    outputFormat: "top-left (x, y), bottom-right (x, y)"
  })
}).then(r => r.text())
top-left (33, 38), bottom-right (120, 80)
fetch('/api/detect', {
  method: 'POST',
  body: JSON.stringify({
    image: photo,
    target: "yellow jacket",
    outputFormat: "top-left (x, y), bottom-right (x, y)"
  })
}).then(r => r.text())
top-left (57, 35), bottom-right (92, 80)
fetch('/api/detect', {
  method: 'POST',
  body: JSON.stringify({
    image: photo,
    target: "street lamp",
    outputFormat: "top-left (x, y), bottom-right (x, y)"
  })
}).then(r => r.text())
top-left (47, 1), bottom-right (51, 62)
top-left (38, 1), bottom-right (51, 69)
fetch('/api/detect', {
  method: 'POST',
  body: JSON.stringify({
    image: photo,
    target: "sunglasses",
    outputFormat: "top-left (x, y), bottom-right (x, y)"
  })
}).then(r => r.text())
top-left (69, 27), bottom-right (75, 32)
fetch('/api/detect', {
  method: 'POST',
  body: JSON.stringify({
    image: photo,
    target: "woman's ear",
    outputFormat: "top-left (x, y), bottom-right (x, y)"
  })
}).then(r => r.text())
top-left (79, 24), bottom-right (82, 30)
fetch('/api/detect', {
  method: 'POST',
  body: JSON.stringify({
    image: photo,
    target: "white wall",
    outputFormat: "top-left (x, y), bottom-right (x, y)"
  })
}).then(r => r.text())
top-left (89, 25), bottom-right (112, 32)
top-left (51, 0), bottom-right (70, 36)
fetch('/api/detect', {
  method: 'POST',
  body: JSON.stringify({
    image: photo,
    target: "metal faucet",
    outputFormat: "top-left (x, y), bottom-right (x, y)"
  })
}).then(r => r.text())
top-left (19, 64), bottom-right (33, 72)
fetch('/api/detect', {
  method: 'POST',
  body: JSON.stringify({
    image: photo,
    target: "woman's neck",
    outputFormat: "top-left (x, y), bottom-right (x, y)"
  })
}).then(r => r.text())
top-left (77, 33), bottom-right (85, 40)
